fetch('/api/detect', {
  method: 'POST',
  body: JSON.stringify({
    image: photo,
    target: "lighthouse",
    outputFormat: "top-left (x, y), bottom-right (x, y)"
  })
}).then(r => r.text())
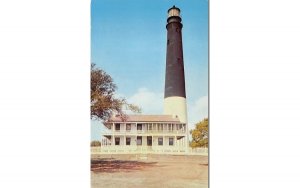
top-left (164, 6), bottom-right (188, 124)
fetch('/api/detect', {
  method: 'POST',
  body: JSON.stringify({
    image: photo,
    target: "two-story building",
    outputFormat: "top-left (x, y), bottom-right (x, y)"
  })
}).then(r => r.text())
top-left (100, 115), bottom-right (189, 154)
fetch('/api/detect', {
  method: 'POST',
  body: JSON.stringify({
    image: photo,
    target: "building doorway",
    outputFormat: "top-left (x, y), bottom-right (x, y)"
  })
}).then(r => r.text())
top-left (115, 137), bottom-right (120, 145)
top-left (147, 136), bottom-right (152, 146)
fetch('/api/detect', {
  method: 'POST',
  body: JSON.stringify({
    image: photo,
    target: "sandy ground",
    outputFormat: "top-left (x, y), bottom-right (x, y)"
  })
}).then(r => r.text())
top-left (91, 154), bottom-right (208, 188)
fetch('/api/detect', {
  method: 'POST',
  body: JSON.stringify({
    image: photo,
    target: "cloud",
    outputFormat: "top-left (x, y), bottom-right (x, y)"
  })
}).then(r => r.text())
top-left (128, 88), bottom-right (208, 131)
top-left (187, 95), bottom-right (208, 131)
top-left (127, 87), bottom-right (163, 114)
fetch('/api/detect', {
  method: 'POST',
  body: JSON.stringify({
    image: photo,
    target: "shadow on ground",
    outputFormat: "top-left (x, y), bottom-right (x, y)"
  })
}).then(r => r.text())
top-left (91, 159), bottom-right (158, 173)
top-left (199, 163), bottom-right (208, 166)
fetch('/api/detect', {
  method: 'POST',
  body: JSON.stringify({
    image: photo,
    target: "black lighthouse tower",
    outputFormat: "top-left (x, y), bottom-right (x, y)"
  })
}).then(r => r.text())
top-left (163, 6), bottom-right (188, 124)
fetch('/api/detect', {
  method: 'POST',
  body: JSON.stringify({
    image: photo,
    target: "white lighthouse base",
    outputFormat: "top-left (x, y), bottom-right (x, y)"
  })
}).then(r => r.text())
top-left (163, 96), bottom-right (187, 124)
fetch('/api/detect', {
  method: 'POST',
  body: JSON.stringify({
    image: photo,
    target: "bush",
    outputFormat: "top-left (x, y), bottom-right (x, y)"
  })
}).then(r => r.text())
top-left (91, 140), bottom-right (101, 147)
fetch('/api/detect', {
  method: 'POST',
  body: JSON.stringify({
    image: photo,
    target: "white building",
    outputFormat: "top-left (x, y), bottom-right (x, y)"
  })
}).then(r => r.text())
top-left (100, 115), bottom-right (189, 154)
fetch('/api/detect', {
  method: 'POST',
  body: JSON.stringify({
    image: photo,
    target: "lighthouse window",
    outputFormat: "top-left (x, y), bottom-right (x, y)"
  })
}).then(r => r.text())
top-left (176, 28), bottom-right (179, 32)
top-left (167, 39), bottom-right (170, 45)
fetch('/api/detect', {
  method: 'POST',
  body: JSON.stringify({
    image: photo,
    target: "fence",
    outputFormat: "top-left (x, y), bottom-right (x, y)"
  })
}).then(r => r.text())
top-left (91, 146), bottom-right (208, 155)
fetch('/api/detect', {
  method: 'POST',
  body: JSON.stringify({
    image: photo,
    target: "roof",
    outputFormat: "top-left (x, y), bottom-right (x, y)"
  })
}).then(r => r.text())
top-left (107, 114), bottom-right (181, 123)
top-left (168, 5), bottom-right (180, 13)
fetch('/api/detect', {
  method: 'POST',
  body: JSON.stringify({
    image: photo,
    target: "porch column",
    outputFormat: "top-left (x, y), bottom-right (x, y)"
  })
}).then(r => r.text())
top-left (152, 135), bottom-right (153, 147)
top-left (174, 136), bottom-right (176, 147)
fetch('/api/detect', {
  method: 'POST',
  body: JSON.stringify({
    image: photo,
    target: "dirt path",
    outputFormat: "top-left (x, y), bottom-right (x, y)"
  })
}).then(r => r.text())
top-left (91, 154), bottom-right (208, 188)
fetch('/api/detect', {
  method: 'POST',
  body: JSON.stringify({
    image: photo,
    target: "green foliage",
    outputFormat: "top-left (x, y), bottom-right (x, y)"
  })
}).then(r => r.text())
top-left (190, 118), bottom-right (208, 148)
top-left (91, 140), bottom-right (101, 147)
top-left (91, 63), bottom-right (141, 121)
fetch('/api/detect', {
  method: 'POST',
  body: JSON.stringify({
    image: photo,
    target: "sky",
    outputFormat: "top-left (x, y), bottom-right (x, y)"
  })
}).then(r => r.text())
top-left (91, 0), bottom-right (208, 141)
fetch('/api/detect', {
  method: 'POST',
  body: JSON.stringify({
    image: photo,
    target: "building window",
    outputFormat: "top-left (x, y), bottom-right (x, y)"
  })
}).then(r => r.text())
top-left (158, 124), bottom-right (163, 131)
top-left (115, 137), bottom-right (120, 145)
top-left (179, 124), bottom-right (183, 132)
top-left (158, 137), bottom-right (163, 146)
top-left (137, 136), bottom-right (142, 145)
top-left (115, 124), bottom-right (120, 131)
top-left (126, 137), bottom-right (131, 145)
top-left (126, 124), bottom-right (131, 131)
top-left (137, 124), bottom-right (142, 131)
top-left (169, 138), bottom-right (174, 146)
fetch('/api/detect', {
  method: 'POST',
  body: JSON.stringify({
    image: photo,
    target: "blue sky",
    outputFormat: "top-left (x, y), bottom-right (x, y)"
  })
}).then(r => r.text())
top-left (91, 0), bottom-right (208, 141)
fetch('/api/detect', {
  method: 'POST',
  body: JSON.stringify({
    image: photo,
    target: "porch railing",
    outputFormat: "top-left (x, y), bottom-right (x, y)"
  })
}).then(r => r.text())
top-left (101, 129), bottom-right (187, 134)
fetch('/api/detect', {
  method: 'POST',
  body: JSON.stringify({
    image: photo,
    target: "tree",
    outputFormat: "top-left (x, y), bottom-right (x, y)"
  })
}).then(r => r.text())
top-left (91, 63), bottom-right (141, 121)
top-left (190, 118), bottom-right (208, 148)
top-left (90, 140), bottom-right (101, 147)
